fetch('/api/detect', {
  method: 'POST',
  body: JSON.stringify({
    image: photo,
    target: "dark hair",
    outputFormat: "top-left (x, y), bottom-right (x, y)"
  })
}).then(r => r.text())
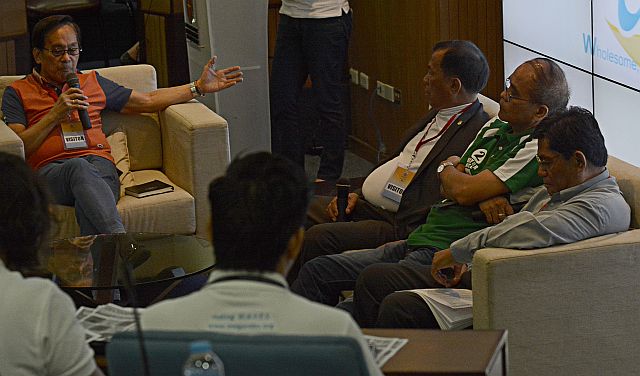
top-left (208, 152), bottom-right (311, 272)
top-left (525, 58), bottom-right (570, 116)
top-left (433, 40), bottom-right (490, 94)
top-left (0, 152), bottom-right (51, 270)
top-left (534, 106), bottom-right (608, 167)
top-left (31, 15), bottom-right (81, 50)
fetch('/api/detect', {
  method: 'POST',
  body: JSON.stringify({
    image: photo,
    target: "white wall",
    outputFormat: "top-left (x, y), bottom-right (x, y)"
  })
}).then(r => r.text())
top-left (503, 0), bottom-right (640, 166)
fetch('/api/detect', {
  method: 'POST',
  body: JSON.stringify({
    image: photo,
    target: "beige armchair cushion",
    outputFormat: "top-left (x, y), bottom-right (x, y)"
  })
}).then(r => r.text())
top-left (472, 155), bottom-right (640, 376)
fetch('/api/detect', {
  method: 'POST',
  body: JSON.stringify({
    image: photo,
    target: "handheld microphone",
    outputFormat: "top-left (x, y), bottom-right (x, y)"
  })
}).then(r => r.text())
top-left (65, 72), bottom-right (92, 130)
top-left (336, 178), bottom-right (350, 222)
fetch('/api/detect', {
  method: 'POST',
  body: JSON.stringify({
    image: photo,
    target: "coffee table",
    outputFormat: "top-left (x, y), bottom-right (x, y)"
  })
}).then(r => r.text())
top-left (364, 329), bottom-right (508, 376)
top-left (45, 233), bottom-right (215, 305)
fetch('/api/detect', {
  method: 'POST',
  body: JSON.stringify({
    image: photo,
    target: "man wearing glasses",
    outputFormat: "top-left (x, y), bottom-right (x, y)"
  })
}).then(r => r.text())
top-left (292, 58), bottom-right (572, 327)
top-left (1, 15), bottom-right (242, 236)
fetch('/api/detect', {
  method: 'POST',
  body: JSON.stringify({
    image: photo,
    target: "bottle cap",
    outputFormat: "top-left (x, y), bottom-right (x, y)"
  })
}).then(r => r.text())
top-left (189, 340), bottom-right (213, 354)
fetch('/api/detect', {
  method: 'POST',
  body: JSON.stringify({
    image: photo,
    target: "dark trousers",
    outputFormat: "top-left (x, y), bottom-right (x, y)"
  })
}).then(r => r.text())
top-left (270, 12), bottom-right (352, 180)
top-left (370, 268), bottom-right (472, 329)
top-left (39, 155), bottom-right (125, 235)
top-left (290, 240), bottom-right (440, 327)
top-left (287, 195), bottom-right (398, 283)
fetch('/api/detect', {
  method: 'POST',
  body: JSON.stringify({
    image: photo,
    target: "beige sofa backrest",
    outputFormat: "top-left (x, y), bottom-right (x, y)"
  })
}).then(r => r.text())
top-left (606, 155), bottom-right (640, 228)
top-left (0, 65), bottom-right (163, 171)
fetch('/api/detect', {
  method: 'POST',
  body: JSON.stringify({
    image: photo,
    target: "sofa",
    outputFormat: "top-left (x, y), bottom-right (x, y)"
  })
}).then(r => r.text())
top-left (0, 64), bottom-right (230, 239)
top-left (472, 155), bottom-right (640, 375)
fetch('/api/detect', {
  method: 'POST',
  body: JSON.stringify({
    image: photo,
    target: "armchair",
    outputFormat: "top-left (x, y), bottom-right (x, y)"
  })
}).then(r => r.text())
top-left (472, 155), bottom-right (640, 375)
top-left (107, 330), bottom-right (370, 376)
top-left (0, 64), bottom-right (230, 239)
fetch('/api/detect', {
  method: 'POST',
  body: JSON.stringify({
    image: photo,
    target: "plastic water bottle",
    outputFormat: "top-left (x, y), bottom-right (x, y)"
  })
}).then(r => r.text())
top-left (182, 340), bottom-right (225, 376)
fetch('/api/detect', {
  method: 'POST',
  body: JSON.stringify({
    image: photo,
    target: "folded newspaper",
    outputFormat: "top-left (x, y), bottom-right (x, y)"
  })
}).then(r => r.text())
top-left (76, 304), bottom-right (406, 367)
top-left (76, 304), bottom-right (142, 343)
top-left (409, 288), bottom-right (473, 330)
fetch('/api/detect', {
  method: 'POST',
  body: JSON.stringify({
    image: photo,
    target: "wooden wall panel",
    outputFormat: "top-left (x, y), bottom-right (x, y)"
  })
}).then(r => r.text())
top-left (349, 0), bottom-right (503, 162)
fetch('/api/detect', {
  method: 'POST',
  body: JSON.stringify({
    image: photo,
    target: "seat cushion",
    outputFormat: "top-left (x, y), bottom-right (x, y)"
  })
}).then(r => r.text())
top-left (118, 170), bottom-right (195, 235)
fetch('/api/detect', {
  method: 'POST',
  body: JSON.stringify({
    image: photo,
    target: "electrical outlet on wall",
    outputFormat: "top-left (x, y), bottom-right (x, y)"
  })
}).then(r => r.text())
top-left (376, 80), bottom-right (395, 102)
top-left (359, 72), bottom-right (369, 90)
top-left (349, 68), bottom-right (359, 85)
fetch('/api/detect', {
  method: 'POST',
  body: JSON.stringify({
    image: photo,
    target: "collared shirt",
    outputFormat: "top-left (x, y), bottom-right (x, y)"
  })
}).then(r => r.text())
top-left (142, 269), bottom-right (382, 376)
top-left (0, 259), bottom-right (96, 376)
top-left (406, 117), bottom-right (542, 250)
top-left (362, 103), bottom-right (472, 212)
top-left (450, 169), bottom-right (631, 263)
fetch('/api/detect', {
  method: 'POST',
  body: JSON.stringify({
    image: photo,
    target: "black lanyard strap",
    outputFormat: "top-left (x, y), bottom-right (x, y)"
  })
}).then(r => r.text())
top-left (208, 275), bottom-right (287, 289)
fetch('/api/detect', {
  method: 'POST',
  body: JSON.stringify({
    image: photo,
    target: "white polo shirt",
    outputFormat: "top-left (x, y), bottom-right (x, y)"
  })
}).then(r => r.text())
top-left (142, 270), bottom-right (382, 376)
top-left (280, 0), bottom-right (350, 18)
top-left (0, 259), bottom-right (96, 376)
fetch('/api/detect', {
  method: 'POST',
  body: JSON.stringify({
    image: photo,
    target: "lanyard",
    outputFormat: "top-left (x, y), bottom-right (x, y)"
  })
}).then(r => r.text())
top-left (208, 275), bottom-right (287, 288)
top-left (408, 102), bottom-right (474, 167)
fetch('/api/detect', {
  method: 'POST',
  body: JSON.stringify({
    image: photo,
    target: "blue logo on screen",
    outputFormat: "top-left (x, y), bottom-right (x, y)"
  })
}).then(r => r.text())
top-left (618, 0), bottom-right (640, 31)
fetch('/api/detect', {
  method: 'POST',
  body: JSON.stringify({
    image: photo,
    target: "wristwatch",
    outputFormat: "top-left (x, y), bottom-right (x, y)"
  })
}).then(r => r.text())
top-left (190, 81), bottom-right (204, 97)
top-left (437, 161), bottom-right (455, 173)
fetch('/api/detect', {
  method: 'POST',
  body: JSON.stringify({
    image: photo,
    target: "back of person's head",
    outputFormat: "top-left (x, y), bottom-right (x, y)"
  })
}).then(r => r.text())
top-left (0, 152), bottom-right (50, 271)
top-left (31, 15), bottom-right (81, 50)
top-left (433, 40), bottom-right (490, 94)
top-left (208, 152), bottom-right (311, 272)
top-left (525, 58), bottom-right (570, 116)
top-left (534, 106), bottom-right (608, 167)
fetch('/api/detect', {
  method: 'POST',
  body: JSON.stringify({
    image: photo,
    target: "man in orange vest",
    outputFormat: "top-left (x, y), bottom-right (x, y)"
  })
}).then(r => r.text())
top-left (2, 15), bottom-right (242, 235)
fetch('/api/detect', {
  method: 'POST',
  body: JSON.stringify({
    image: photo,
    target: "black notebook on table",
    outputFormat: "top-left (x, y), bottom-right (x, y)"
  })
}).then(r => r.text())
top-left (124, 179), bottom-right (174, 198)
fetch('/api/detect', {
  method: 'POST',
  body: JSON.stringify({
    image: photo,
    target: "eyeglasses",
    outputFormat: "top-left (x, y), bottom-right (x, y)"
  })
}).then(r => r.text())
top-left (535, 154), bottom-right (559, 171)
top-left (42, 47), bottom-right (82, 57)
top-left (504, 78), bottom-right (529, 102)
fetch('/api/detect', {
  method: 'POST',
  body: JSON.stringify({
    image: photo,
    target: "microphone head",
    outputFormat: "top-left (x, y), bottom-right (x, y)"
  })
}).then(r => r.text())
top-left (65, 72), bottom-right (80, 87)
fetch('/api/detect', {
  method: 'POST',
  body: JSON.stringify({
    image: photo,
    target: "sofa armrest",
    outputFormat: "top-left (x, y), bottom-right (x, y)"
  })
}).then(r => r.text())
top-left (0, 120), bottom-right (25, 158)
top-left (159, 101), bottom-right (230, 238)
top-left (472, 230), bottom-right (640, 375)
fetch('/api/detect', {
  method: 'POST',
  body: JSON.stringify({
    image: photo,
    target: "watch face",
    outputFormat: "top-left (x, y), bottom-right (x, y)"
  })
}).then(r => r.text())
top-left (437, 164), bottom-right (444, 173)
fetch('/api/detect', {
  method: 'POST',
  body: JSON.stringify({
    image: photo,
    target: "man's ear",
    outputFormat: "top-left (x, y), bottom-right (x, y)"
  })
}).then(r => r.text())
top-left (534, 104), bottom-right (550, 123)
top-left (32, 48), bottom-right (42, 65)
top-left (450, 77), bottom-right (462, 96)
top-left (285, 227), bottom-right (304, 262)
top-left (574, 150), bottom-right (587, 170)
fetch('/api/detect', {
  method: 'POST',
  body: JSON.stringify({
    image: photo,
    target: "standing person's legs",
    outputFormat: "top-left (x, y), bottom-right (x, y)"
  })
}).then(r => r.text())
top-left (304, 11), bottom-right (352, 180)
top-left (352, 247), bottom-right (439, 327)
top-left (270, 14), bottom-right (309, 168)
top-left (291, 240), bottom-right (410, 306)
top-left (39, 156), bottom-right (124, 235)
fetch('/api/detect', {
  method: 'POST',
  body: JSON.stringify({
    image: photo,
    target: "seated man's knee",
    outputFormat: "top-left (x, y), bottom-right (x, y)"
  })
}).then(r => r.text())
top-left (301, 224), bottom-right (338, 262)
top-left (376, 291), bottom-right (436, 328)
top-left (355, 263), bottom-right (394, 297)
top-left (60, 158), bottom-right (98, 179)
top-left (377, 292), bottom-right (411, 327)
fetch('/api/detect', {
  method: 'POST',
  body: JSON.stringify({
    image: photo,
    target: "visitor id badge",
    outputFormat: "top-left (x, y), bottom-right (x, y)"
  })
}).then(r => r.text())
top-left (382, 164), bottom-right (415, 203)
top-left (60, 119), bottom-right (88, 150)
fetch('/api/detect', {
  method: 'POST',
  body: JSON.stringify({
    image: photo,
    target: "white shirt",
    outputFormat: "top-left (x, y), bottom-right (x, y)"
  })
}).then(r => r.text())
top-left (0, 259), bottom-right (96, 376)
top-left (362, 103), bottom-right (472, 212)
top-left (142, 270), bottom-right (382, 376)
top-left (280, 0), bottom-right (350, 18)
